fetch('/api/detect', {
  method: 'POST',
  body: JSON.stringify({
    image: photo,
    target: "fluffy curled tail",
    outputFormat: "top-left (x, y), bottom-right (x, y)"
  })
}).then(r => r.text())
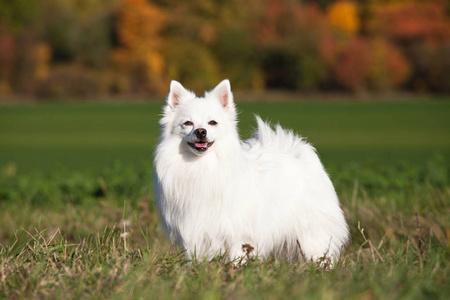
top-left (243, 115), bottom-right (314, 156)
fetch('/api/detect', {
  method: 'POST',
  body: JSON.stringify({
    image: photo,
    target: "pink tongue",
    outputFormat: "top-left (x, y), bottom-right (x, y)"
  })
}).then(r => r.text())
top-left (195, 142), bottom-right (207, 148)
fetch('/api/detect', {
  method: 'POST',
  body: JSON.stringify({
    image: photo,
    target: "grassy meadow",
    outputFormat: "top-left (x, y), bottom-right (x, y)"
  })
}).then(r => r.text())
top-left (0, 99), bottom-right (449, 299)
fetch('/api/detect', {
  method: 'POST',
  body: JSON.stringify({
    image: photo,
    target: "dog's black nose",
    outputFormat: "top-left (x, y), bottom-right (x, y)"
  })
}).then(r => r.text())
top-left (194, 128), bottom-right (207, 139)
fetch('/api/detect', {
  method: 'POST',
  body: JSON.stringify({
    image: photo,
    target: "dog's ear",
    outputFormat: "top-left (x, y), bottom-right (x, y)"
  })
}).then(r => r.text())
top-left (211, 79), bottom-right (233, 108)
top-left (167, 80), bottom-right (188, 109)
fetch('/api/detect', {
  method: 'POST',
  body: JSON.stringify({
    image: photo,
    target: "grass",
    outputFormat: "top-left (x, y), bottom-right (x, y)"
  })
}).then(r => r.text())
top-left (1, 100), bottom-right (450, 172)
top-left (0, 158), bottom-right (449, 299)
top-left (0, 99), bottom-right (449, 299)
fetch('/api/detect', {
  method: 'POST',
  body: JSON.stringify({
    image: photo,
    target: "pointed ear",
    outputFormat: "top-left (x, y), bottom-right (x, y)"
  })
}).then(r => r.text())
top-left (167, 80), bottom-right (187, 109)
top-left (211, 79), bottom-right (233, 108)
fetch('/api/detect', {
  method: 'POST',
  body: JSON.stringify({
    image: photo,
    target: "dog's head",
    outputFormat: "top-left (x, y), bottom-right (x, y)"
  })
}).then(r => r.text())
top-left (159, 79), bottom-right (237, 156)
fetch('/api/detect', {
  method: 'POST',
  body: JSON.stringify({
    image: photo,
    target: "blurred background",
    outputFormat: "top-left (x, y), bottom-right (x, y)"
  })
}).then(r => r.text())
top-left (1, 0), bottom-right (450, 99)
top-left (1, 0), bottom-right (450, 173)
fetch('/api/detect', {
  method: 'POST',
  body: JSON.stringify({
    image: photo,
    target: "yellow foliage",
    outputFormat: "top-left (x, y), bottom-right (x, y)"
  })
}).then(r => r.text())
top-left (115, 0), bottom-right (168, 93)
top-left (0, 80), bottom-right (11, 96)
top-left (146, 51), bottom-right (164, 76)
top-left (327, 0), bottom-right (360, 36)
top-left (145, 51), bottom-right (166, 93)
top-left (34, 42), bottom-right (52, 81)
top-left (367, 38), bottom-right (410, 90)
top-left (117, 0), bottom-right (166, 53)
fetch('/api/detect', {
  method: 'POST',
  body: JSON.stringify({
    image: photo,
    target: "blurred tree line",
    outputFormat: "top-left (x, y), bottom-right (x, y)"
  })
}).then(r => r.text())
top-left (0, 0), bottom-right (449, 99)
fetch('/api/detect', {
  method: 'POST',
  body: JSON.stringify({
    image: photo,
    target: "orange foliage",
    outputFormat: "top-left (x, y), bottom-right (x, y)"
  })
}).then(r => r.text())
top-left (257, 1), bottom-right (326, 44)
top-left (334, 38), bottom-right (371, 91)
top-left (292, 3), bottom-right (327, 32)
top-left (319, 31), bottom-right (339, 68)
top-left (114, 0), bottom-right (167, 93)
top-left (257, 0), bottom-right (289, 44)
top-left (117, 0), bottom-right (166, 52)
top-left (333, 36), bottom-right (411, 91)
top-left (0, 32), bottom-right (16, 72)
top-left (0, 28), bottom-right (52, 95)
top-left (370, 1), bottom-right (450, 43)
top-left (327, 0), bottom-right (360, 36)
top-left (34, 43), bottom-right (52, 81)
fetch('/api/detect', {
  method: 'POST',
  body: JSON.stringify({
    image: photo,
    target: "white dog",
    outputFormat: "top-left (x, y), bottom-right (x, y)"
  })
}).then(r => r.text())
top-left (155, 80), bottom-right (349, 263)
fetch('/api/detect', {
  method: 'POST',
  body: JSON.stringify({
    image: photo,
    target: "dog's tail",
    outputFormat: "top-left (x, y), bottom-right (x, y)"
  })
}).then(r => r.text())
top-left (242, 115), bottom-right (314, 156)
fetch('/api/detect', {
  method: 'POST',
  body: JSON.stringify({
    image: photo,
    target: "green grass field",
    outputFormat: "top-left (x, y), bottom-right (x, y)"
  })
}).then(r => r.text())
top-left (1, 101), bottom-right (450, 172)
top-left (0, 100), bottom-right (449, 299)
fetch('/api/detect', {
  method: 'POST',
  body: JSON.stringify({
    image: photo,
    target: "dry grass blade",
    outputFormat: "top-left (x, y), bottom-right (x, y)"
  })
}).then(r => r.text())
top-left (415, 213), bottom-right (426, 257)
top-left (296, 239), bottom-right (308, 262)
top-left (357, 222), bottom-right (384, 263)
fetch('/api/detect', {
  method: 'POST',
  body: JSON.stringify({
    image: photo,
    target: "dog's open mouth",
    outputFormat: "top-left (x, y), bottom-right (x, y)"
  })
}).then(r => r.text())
top-left (188, 141), bottom-right (214, 152)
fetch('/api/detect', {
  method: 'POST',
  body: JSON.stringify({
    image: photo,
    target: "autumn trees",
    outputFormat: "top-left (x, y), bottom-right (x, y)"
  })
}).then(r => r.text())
top-left (0, 0), bottom-right (449, 98)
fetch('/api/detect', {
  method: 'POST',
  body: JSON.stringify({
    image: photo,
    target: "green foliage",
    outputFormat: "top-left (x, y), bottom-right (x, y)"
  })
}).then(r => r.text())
top-left (165, 39), bottom-right (220, 92)
top-left (0, 161), bottom-right (153, 210)
top-left (214, 28), bottom-right (260, 89)
top-left (0, 0), bottom-right (38, 31)
top-left (40, 0), bottom-right (117, 65)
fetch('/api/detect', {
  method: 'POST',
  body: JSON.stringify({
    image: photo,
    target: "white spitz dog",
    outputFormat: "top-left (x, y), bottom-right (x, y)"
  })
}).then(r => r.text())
top-left (155, 80), bottom-right (349, 263)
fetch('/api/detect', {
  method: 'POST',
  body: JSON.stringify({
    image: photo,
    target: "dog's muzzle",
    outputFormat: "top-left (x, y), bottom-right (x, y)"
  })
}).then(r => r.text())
top-left (188, 128), bottom-right (214, 152)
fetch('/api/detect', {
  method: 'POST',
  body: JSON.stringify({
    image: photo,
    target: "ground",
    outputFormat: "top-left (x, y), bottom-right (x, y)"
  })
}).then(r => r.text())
top-left (0, 99), bottom-right (449, 299)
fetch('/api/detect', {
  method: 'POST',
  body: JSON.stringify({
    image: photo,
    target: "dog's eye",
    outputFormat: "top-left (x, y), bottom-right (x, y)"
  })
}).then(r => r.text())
top-left (183, 121), bottom-right (193, 126)
top-left (208, 120), bottom-right (217, 126)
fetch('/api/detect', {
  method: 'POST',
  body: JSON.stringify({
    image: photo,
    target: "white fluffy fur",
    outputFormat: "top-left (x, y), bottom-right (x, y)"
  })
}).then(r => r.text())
top-left (155, 80), bottom-right (349, 263)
